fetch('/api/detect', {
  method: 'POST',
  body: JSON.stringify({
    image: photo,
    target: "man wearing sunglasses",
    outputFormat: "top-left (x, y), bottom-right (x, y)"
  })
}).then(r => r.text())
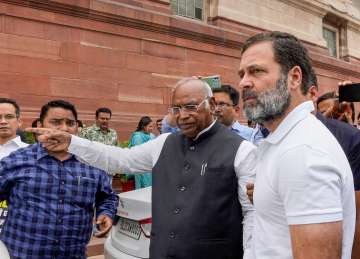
top-left (29, 78), bottom-right (256, 259)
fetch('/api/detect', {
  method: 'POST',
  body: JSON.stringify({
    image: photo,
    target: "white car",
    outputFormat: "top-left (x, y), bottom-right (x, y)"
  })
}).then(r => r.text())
top-left (105, 187), bottom-right (151, 259)
top-left (0, 240), bottom-right (10, 259)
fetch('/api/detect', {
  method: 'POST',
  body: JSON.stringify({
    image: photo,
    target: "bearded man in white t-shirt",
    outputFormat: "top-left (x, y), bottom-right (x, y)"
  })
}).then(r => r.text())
top-left (238, 31), bottom-right (355, 259)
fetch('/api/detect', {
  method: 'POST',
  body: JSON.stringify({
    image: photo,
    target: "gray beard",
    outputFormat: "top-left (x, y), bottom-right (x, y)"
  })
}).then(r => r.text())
top-left (243, 74), bottom-right (291, 123)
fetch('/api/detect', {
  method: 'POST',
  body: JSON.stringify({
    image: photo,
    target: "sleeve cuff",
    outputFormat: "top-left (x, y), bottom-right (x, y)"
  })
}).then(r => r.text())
top-left (287, 210), bottom-right (343, 225)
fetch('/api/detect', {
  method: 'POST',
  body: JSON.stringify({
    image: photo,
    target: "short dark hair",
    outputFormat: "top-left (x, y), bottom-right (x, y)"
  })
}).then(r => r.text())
top-left (212, 85), bottom-right (240, 106)
top-left (309, 68), bottom-right (318, 91)
top-left (0, 98), bottom-right (20, 118)
top-left (350, 102), bottom-right (355, 122)
top-left (40, 100), bottom-right (78, 123)
top-left (242, 31), bottom-right (313, 95)
top-left (31, 118), bottom-right (41, 128)
top-left (316, 91), bottom-right (337, 108)
top-left (77, 119), bottom-right (83, 128)
top-left (136, 116), bottom-right (152, 132)
top-left (96, 107), bottom-right (112, 118)
top-left (156, 119), bottom-right (162, 123)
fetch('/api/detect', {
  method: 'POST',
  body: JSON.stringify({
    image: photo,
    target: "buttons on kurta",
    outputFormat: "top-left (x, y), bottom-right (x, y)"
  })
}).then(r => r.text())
top-left (179, 186), bottom-right (186, 192)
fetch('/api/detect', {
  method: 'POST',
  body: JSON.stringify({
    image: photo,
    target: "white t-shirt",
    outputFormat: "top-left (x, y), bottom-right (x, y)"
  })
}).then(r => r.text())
top-left (252, 101), bottom-right (355, 259)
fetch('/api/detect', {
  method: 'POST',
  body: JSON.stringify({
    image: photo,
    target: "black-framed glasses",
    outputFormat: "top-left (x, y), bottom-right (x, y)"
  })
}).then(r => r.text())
top-left (170, 98), bottom-right (208, 115)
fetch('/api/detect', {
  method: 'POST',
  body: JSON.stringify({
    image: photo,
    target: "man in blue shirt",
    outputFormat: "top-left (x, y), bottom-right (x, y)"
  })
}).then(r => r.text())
top-left (213, 85), bottom-right (254, 140)
top-left (0, 100), bottom-right (118, 259)
top-left (161, 112), bottom-right (180, 134)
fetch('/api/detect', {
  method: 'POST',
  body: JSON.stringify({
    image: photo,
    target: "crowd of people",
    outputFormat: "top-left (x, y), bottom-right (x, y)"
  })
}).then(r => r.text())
top-left (0, 30), bottom-right (359, 259)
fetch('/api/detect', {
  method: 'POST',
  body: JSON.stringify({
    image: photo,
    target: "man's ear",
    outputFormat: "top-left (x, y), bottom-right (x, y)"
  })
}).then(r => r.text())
top-left (288, 66), bottom-right (302, 91)
top-left (233, 105), bottom-right (240, 113)
top-left (306, 85), bottom-right (319, 103)
top-left (17, 118), bottom-right (23, 128)
top-left (208, 97), bottom-right (216, 112)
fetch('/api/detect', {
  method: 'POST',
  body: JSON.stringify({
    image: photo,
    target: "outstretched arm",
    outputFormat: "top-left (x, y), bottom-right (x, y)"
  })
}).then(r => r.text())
top-left (26, 128), bottom-right (169, 174)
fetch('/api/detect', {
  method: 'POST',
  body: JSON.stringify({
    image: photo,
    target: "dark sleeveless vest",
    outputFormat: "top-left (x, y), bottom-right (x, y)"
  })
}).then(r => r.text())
top-left (150, 122), bottom-right (244, 259)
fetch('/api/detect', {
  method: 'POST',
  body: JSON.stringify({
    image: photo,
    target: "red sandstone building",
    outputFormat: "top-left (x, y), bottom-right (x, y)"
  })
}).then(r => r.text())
top-left (1, 0), bottom-right (360, 140)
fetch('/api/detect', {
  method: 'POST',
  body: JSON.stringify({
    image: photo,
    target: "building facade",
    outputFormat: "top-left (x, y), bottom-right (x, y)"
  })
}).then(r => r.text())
top-left (1, 0), bottom-right (360, 139)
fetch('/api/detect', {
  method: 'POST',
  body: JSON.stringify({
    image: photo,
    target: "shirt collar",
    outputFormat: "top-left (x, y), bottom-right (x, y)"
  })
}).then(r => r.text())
top-left (231, 120), bottom-right (240, 130)
top-left (91, 124), bottom-right (101, 131)
top-left (193, 120), bottom-right (217, 141)
top-left (92, 124), bottom-right (110, 133)
top-left (265, 101), bottom-right (314, 145)
top-left (7, 136), bottom-right (24, 147)
top-left (36, 143), bottom-right (50, 160)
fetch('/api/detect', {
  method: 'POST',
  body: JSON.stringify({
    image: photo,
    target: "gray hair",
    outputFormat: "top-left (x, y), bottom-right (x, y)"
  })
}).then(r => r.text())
top-left (173, 77), bottom-right (213, 98)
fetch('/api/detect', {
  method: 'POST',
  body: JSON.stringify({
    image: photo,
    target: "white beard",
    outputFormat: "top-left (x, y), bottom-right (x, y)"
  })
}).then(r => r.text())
top-left (243, 74), bottom-right (291, 123)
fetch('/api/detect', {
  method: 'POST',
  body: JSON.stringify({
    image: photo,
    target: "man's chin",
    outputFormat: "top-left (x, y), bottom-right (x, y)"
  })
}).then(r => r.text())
top-left (180, 128), bottom-right (197, 139)
top-left (0, 131), bottom-right (12, 138)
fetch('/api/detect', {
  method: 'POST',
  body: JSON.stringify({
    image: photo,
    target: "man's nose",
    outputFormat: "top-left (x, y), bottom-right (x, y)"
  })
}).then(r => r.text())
top-left (238, 75), bottom-right (253, 90)
top-left (214, 105), bottom-right (222, 113)
top-left (178, 109), bottom-right (190, 118)
top-left (57, 123), bottom-right (70, 132)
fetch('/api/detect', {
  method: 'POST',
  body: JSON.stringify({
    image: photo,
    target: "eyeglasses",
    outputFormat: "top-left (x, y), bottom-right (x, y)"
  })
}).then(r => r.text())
top-left (214, 102), bottom-right (235, 109)
top-left (170, 98), bottom-right (208, 115)
top-left (0, 114), bottom-right (17, 121)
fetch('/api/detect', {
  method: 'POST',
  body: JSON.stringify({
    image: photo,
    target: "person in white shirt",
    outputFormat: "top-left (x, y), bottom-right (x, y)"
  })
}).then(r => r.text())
top-left (28, 78), bottom-right (256, 259)
top-left (0, 98), bottom-right (28, 244)
top-left (0, 98), bottom-right (28, 159)
top-left (238, 31), bottom-right (355, 259)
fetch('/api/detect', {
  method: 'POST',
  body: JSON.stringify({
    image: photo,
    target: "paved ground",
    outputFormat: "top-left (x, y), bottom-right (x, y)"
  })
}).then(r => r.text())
top-left (87, 236), bottom-right (106, 258)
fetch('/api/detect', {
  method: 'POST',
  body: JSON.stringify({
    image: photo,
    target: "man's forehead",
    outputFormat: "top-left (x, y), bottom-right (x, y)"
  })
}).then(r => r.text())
top-left (172, 91), bottom-right (204, 105)
top-left (239, 41), bottom-right (275, 68)
top-left (46, 108), bottom-right (75, 119)
top-left (0, 103), bottom-right (16, 114)
top-left (214, 92), bottom-right (231, 101)
top-left (98, 112), bottom-right (110, 117)
top-left (173, 81), bottom-right (205, 100)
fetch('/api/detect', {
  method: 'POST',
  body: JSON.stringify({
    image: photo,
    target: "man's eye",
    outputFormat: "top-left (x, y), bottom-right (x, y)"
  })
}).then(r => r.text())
top-left (252, 68), bottom-right (263, 74)
top-left (51, 120), bottom-right (61, 125)
top-left (184, 105), bottom-right (197, 110)
top-left (4, 115), bottom-right (15, 120)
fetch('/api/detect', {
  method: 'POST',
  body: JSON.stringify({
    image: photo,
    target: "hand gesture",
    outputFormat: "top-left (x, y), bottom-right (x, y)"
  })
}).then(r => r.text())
top-left (25, 127), bottom-right (72, 152)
